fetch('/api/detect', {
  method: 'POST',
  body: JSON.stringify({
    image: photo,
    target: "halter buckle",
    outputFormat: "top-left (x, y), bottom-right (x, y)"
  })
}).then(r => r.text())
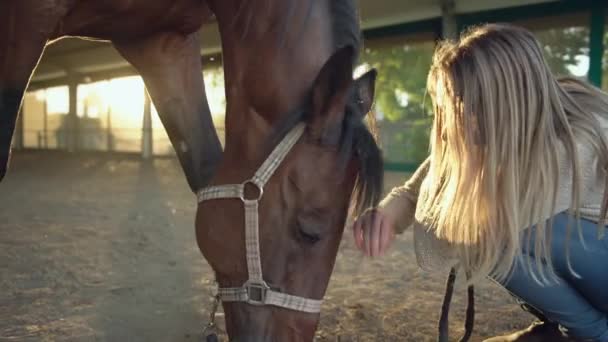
top-left (240, 179), bottom-right (264, 202)
top-left (244, 281), bottom-right (269, 306)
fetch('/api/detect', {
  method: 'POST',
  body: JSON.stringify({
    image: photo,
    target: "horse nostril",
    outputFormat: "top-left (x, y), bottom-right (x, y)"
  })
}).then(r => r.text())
top-left (231, 335), bottom-right (268, 342)
top-left (205, 333), bottom-right (219, 342)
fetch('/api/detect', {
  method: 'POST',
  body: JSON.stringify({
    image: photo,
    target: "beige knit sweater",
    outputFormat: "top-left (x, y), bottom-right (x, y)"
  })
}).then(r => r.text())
top-left (380, 115), bottom-right (608, 272)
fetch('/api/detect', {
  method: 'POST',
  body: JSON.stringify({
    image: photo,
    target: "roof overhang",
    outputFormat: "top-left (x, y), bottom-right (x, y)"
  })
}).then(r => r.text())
top-left (30, 0), bottom-right (559, 88)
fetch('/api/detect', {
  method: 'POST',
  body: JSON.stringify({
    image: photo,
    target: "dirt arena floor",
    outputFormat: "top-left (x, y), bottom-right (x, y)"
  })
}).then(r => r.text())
top-left (0, 152), bottom-right (532, 341)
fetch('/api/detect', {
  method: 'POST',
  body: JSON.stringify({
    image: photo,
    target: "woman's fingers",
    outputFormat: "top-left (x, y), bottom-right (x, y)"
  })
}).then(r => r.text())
top-left (352, 218), bottom-right (364, 251)
top-left (371, 213), bottom-right (383, 257)
top-left (353, 209), bottom-right (395, 257)
top-left (379, 217), bottom-right (395, 256)
top-left (361, 212), bottom-right (372, 256)
top-left (364, 211), bottom-right (382, 257)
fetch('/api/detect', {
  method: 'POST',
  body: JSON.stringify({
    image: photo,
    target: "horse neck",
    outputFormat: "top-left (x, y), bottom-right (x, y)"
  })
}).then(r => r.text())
top-left (210, 0), bottom-right (335, 159)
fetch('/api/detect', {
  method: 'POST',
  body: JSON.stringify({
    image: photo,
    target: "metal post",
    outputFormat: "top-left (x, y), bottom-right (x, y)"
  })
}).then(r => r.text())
top-left (588, 6), bottom-right (605, 87)
top-left (67, 74), bottom-right (79, 152)
top-left (141, 87), bottom-right (153, 159)
top-left (14, 105), bottom-right (24, 150)
top-left (440, 0), bottom-right (458, 40)
top-left (107, 107), bottom-right (113, 152)
top-left (43, 90), bottom-right (48, 149)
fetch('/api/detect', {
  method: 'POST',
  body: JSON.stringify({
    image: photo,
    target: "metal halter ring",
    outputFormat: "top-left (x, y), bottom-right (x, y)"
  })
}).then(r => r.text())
top-left (244, 281), bottom-right (270, 306)
top-left (240, 179), bottom-right (264, 202)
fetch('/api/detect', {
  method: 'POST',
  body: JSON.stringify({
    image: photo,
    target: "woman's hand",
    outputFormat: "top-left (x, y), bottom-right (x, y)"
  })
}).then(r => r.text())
top-left (352, 208), bottom-right (397, 257)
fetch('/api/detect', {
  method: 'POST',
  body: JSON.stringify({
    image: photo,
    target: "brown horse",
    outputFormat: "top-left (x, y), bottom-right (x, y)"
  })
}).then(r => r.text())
top-left (195, 1), bottom-right (384, 340)
top-left (1, 0), bottom-right (222, 191)
top-left (3, 0), bottom-right (383, 340)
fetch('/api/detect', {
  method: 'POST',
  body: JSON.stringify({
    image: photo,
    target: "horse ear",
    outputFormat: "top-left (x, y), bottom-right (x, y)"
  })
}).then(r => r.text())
top-left (353, 69), bottom-right (377, 118)
top-left (309, 45), bottom-right (355, 144)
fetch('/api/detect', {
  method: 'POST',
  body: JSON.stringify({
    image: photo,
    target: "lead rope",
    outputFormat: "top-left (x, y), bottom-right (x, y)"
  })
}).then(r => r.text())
top-left (203, 291), bottom-right (221, 342)
top-left (437, 266), bottom-right (475, 342)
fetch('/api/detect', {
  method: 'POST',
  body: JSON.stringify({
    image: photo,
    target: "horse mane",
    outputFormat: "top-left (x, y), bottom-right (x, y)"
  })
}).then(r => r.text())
top-left (314, 1), bottom-right (381, 215)
top-left (329, 0), bottom-right (362, 57)
top-left (340, 87), bottom-right (384, 217)
top-left (234, 0), bottom-right (362, 54)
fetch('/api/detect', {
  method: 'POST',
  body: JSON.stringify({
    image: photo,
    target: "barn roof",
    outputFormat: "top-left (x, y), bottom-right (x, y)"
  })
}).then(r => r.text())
top-left (31, 0), bottom-right (560, 88)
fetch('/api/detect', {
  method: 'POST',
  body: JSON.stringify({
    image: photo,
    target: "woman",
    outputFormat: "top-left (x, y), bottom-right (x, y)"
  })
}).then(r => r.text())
top-left (353, 24), bottom-right (608, 341)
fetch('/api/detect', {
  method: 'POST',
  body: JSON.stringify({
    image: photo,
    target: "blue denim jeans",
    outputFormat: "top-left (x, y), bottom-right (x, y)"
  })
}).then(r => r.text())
top-left (493, 212), bottom-right (608, 341)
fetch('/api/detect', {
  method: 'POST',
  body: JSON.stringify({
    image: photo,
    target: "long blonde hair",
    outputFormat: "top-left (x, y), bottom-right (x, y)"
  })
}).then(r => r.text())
top-left (419, 23), bottom-right (608, 283)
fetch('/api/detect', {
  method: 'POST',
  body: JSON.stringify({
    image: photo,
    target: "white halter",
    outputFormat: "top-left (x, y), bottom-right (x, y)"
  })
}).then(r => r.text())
top-left (197, 123), bottom-right (322, 313)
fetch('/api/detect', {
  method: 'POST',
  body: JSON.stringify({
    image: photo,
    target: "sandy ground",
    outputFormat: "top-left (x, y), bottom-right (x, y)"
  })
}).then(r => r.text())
top-left (0, 152), bottom-right (532, 342)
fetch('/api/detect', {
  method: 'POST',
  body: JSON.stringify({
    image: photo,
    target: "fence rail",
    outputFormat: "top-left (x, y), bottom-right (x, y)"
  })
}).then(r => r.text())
top-left (17, 125), bottom-right (227, 158)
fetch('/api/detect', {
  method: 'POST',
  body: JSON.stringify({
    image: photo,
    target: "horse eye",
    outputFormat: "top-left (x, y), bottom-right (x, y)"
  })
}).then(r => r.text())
top-left (297, 228), bottom-right (321, 244)
top-left (296, 211), bottom-right (328, 245)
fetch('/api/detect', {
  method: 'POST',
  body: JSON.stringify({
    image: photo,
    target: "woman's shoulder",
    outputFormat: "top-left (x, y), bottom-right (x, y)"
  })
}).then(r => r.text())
top-left (558, 112), bottom-right (607, 219)
top-left (569, 113), bottom-right (607, 159)
top-left (595, 112), bottom-right (608, 129)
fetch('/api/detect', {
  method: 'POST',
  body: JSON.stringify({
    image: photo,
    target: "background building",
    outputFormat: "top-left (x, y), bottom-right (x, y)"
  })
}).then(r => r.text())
top-left (15, 0), bottom-right (608, 172)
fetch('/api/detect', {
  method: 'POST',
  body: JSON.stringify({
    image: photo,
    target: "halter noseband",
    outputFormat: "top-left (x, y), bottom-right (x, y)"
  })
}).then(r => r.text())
top-left (197, 123), bottom-right (322, 313)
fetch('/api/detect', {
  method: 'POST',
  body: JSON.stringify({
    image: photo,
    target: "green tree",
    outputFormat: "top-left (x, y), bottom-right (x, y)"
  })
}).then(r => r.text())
top-left (360, 40), bottom-right (435, 165)
top-left (534, 27), bottom-right (589, 76)
top-left (602, 28), bottom-right (608, 91)
top-left (359, 26), bottom-right (590, 167)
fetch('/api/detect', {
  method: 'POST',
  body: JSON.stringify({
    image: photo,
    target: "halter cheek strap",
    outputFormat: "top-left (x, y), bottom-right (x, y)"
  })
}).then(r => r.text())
top-left (197, 123), bottom-right (322, 313)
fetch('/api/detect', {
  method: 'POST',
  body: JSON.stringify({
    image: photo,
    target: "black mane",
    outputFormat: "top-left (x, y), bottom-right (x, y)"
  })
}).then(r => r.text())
top-left (329, 2), bottom-right (383, 214)
top-left (236, 0), bottom-right (362, 53)
top-left (340, 87), bottom-right (384, 216)
top-left (329, 0), bottom-right (362, 57)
